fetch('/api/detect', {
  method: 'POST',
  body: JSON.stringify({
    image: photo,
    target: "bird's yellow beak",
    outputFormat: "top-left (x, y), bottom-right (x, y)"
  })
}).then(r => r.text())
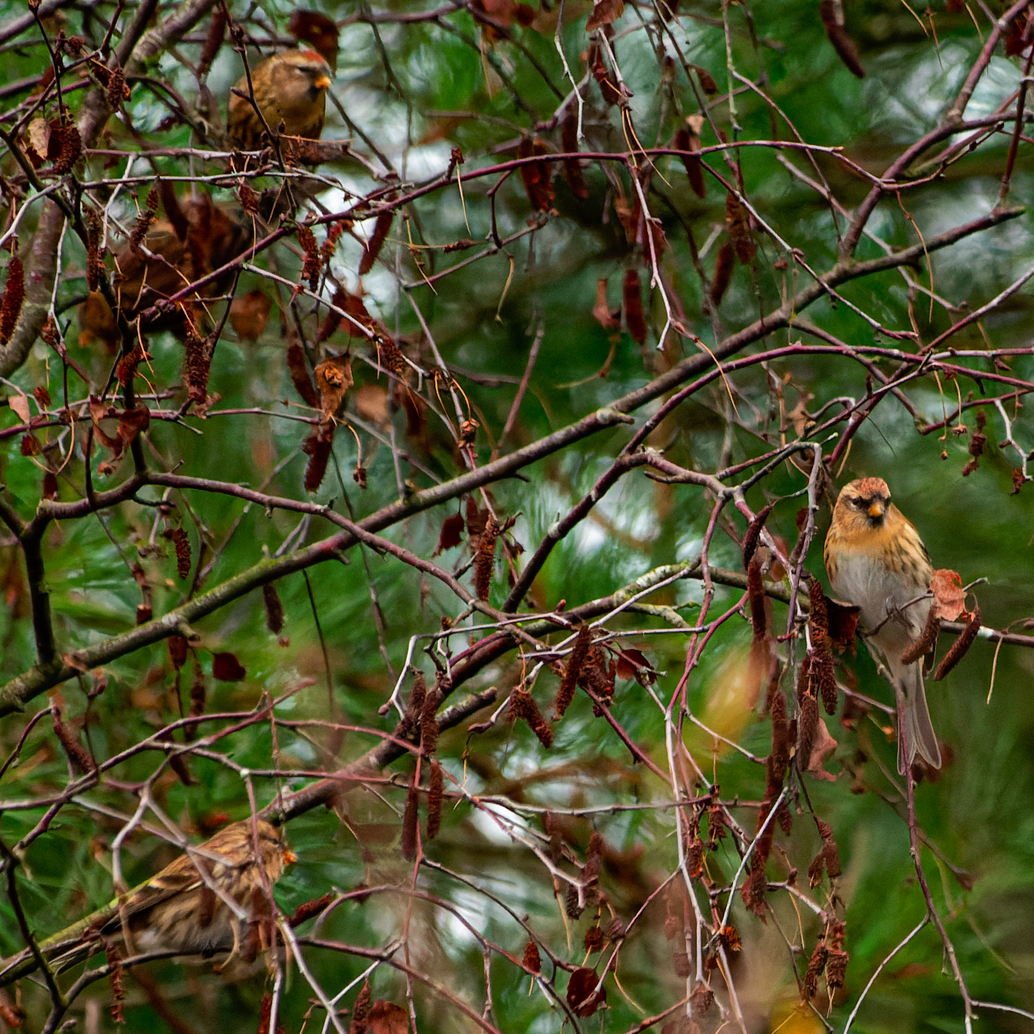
top-left (283, 848), bottom-right (298, 865)
top-left (867, 501), bottom-right (885, 519)
top-left (314, 75), bottom-right (331, 91)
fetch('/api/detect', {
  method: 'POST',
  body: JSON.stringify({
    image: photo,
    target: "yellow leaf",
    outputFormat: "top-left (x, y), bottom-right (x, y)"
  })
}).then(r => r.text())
top-left (686, 643), bottom-right (762, 762)
top-left (769, 1000), bottom-right (825, 1034)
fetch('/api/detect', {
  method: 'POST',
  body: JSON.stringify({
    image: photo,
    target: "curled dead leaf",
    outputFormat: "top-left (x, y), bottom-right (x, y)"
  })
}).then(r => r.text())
top-left (566, 967), bottom-right (606, 1017)
top-left (586, 0), bottom-right (624, 31)
top-left (229, 289), bottom-right (272, 341)
top-left (805, 716), bottom-right (838, 781)
top-left (593, 278), bottom-right (620, 331)
top-left (929, 569), bottom-right (970, 622)
top-left (314, 352), bottom-right (353, 419)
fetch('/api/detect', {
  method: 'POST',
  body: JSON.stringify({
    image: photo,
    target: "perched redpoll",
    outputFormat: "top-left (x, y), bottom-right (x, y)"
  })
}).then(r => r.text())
top-left (227, 50), bottom-right (332, 152)
top-left (824, 477), bottom-right (941, 774)
top-left (0, 819), bottom-right (294, 983)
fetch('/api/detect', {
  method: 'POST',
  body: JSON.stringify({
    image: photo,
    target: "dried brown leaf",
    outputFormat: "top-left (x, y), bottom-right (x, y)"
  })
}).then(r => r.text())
top-left (368, 999), bottom-right (408, 1034)
top-left (435, 512), bottom-right (465, 555)
top-left (566, 968), bottom-right (606, 1017)
top-left (229, 289), bottom-right (272, 341)
top-left (314, 352), bottom-right (354, 419)
top-left (623, 268), bottom-right (646, 344)
top-left (517, 137), bottom-right (554, 212)
top-left (592, 278), bottom-right (620, 331)
top-left (929, 569), bottom-right (969, 622)
top-left (212, 652), bottom-right (246, 681)
top-left (586, 0), bottom-right (623, 30)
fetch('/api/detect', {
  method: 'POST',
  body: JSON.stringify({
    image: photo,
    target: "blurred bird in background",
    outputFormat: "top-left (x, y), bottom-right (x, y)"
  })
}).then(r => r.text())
top-left (78, 191), bottom-right (252, 349)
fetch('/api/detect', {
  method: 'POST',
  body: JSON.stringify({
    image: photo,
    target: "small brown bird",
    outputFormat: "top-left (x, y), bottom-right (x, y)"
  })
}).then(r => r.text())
top-left (100, 819), bottom-right (294, 960)
top-left (824, 476), bottom-right (941, 774)
top-left (78, 192), bottom-right (252, 348)
top-left (227, 50), bottom-right (333, 152)
top-left (0, 819), bottom-right (295, 982)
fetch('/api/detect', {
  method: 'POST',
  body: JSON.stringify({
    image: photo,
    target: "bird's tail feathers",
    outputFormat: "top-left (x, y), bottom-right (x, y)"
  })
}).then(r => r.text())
top-left (892, 659), bottom-right (942, 775)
